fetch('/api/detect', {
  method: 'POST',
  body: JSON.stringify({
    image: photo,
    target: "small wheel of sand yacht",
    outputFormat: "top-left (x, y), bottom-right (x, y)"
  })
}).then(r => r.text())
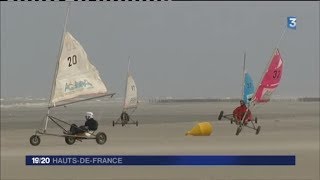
top-left (65, 135), bottom-right (76, 145)
top-left (236, 126), bottom-right (242, 136)
top-left (96, 132), bottom-right (107, 144)
top-left (218, 111), bottom-right (224, 120)
top-left (255, 126), bottom-right (261, 135)
top-left (29, 4), bottom-right (115, 146)
top-left (113, 57), bottom-right (139, 127)
top-left (30, 135), bottom-right (41, 146)
top-left (218, 49), bottom-right (284, 135)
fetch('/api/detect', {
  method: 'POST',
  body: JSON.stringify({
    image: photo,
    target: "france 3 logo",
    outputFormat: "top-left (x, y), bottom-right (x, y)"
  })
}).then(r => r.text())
top-left (287, 16), bottom-right (297, 30)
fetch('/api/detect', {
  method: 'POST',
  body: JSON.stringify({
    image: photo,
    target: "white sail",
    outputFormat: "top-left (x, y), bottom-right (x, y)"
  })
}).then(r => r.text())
top-left (49, 32), bottom-right (107, 107)
top-left (123, 74), bottom-right (138, 109)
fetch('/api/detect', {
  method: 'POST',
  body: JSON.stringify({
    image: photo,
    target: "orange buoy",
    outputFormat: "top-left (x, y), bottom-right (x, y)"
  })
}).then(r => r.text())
top-left (185, 122), bottom-right (213, 136)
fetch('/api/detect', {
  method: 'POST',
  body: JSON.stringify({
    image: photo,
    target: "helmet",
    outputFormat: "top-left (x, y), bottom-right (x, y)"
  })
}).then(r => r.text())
top-left (85, 112), bottom-right (94, 119)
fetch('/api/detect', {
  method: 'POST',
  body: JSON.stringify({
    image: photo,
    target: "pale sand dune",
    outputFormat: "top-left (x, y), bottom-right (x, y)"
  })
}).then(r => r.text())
top-left (1, 102), bottom-right (319, 180)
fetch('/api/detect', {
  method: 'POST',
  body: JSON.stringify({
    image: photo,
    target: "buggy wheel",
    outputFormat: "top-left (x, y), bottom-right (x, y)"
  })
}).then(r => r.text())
top-left (121, 120), bottom-right (126, 127)
top-left (231, 119), bottom-right (233, 124)
top-left (136, 121), bottom-right (138, 126)
top-left (256, 126), bottom-right (261, 135)
top-left (30, 135), bottom-right (40, 146)
top-left (236, 126), bottom-right (242, 136)
top-left (65, 136), bottom-right (76, 145)
top-left (96, 132), bottom-right (107, 145)
top-left (218, 111), bottom-right (224, 120)
top-left (112, 121), bottom-right (115, 127)
top-left (255, 117), bottom-right (258, 123)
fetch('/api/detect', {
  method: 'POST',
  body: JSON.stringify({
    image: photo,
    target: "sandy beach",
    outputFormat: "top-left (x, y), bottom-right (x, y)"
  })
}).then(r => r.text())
top-left (1, 101), bottom-right (319, 180)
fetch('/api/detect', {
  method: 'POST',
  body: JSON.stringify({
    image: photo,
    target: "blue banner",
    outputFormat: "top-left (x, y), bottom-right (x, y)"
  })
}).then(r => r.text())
top-left (26, 155), bottom-right (295, 166)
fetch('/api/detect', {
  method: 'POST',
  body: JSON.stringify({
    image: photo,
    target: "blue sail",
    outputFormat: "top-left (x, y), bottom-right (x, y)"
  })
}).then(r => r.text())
top-left (243, 72), bottom-right (255, 105)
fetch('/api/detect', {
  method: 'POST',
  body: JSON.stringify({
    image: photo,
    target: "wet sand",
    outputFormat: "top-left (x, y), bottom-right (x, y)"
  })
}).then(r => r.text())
top-left (1, 101), bottom-right (319, 180)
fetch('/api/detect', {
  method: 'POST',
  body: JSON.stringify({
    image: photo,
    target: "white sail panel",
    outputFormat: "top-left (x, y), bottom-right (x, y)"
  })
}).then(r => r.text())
top-left (123, 75), bottom-right (138, 109)
top-left (50, 32), bottom-right (107, 107)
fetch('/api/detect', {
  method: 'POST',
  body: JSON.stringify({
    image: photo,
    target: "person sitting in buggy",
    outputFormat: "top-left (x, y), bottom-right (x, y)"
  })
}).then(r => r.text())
top-left (233, 100), bottom-right (253, 125)
top-left (120, 111), bottom-right (130, 122)
top-left (69, 112), bottom-right (98, 135)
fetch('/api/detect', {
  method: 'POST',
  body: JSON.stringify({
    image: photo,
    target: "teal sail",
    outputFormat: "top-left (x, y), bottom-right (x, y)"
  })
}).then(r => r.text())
top-left (243, 72), bottom-right (255, 105)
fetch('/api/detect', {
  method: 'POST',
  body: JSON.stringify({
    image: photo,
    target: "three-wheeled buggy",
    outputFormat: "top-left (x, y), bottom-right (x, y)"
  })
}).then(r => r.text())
top-left (30, 114), bottom-right (108, 146)
top-left (218, 110), bottom-right (260, 136)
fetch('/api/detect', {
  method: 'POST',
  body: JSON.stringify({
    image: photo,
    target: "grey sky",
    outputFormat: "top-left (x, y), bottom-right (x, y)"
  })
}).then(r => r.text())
top-left (1, 2), bottom-right (319, 99)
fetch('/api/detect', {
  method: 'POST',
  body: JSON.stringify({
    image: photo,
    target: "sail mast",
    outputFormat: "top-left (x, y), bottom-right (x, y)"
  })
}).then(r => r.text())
top-left (127, 56), bottom-right (131, 75)
top-left (276, 27), bottom-right (287, 49)
top-left (241, 51), bottom-right (246, 99)
top-left (123, 56), bottom-right (131, 110)
top-left (48, 3), bottom-right (71, 108)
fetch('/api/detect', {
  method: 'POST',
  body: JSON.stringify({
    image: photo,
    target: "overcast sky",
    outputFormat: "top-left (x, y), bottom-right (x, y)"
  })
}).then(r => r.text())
top-left (1, 2), bottom-right (319, 99)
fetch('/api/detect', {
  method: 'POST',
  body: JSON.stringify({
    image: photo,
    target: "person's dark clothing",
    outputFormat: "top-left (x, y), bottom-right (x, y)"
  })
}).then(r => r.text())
top-left (85, 118), bottom-right (98, 131)
top-left (69, 118), bottom-right (98, 135)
